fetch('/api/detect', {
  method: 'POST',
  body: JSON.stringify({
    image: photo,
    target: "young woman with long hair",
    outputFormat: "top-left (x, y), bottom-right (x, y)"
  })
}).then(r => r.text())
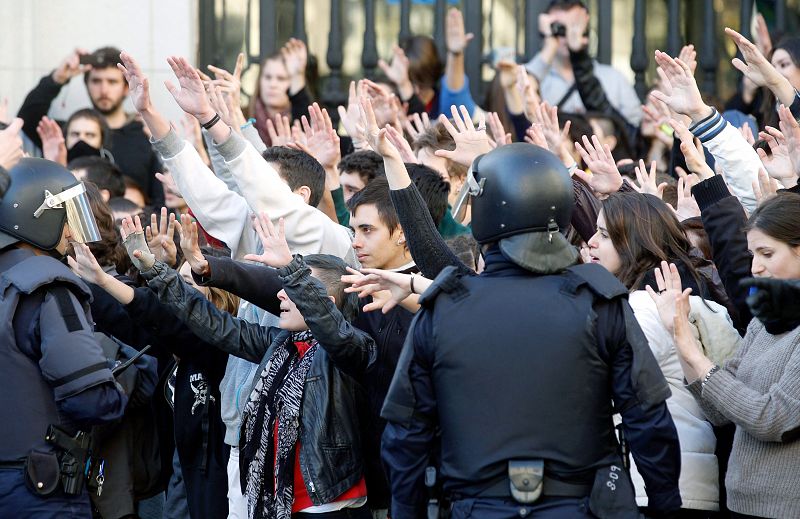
top-left (586, 192), bottom-right (740, 516)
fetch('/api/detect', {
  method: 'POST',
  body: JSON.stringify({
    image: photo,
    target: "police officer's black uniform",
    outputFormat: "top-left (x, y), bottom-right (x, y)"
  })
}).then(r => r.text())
top-left (380, 144), bottom-right (683, 518)
top-left (0, 159), bottom-right (127, 518)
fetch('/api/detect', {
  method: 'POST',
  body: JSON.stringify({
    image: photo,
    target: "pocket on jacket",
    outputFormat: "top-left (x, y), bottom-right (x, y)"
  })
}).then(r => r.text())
top-left (321, 444), bottom-right (356, 474)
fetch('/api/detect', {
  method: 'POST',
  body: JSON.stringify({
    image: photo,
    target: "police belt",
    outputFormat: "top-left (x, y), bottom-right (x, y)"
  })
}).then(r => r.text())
top-left (453, 476), bottom-right (591, 501)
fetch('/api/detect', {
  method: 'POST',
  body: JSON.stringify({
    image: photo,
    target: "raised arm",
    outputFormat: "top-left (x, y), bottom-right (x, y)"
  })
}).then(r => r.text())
top-left (179, 213), bottom-right (282, 315)
top-left (18, 48), bottom-right (88, 146)
top-left (244, 212), bottom-right (376, 375)
top-left (120, 51), bottom-right (256, 258)
top-left (359, 97), bottom-right (471, 278)
top-left (441, 8), bottom-right (477, 115)
top-left (116, 216), bottom-right (273, 363)
top-left (651, 50), bottom-right (760, 212)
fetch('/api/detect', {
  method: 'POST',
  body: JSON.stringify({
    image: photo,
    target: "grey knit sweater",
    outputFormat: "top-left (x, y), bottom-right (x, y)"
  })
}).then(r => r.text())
top-left (687, 319), bottom-right (800, 518)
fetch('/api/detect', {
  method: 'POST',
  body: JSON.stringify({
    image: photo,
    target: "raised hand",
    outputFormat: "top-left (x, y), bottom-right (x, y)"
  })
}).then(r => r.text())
top-left (402, 112), bottom-right (431, 142)
top-left (524, 124), bottom-right (548, 148)
top-left (573, 134), bottom-right (623, 196)
top-left (496, 60), bottom-right (517, 90)
top-left (338, 81), bottom-right (369, 149)
top-left (564, 6), bottom-right (590, 51)
top-left (176, 213), bottom-right (209, 276)
top-left (753, 13), bottom-right (773, 56)
top-left (673, 176), bottom-right (701, 221)
top-left (362, 79), bottom-right (400, 129)
top-left (629, 159), bottom-right (667, 198)
top-left (777, 104), bottom-right (800, 188)
top-left (677, 44), bottom-right (698, 74)
top-left (445, 7), bottom-right (474, 54)
top-left (67, 242), bottom-right (109, 287)
top-left (516, 66), bottom-right (541, 122)
top-left (166, 56), bottom-right (215, 122)
top-left (379, 46), bottom-right (413, 100)
top-left (118, 52), bottom-right (152, 113)
top-left (530, 101), bottom-right (571, 162)
top-left (145, 207), bottom-right (178, 267)
top-left (207, 54), bottom-right (247, 129)
top-left (266, 114), bottom-right (293, 146)
top-left (645, 261), bottom-right (692, 333)
top-left (242, 212), bottom-right (293, 268)
top-left (753, 168), bottom-right (779, 206)
top-left (671, 117), bottom-right (714, 180)
top-left (358, 96), bottom-right (401, 159)
top-left (651, 50), bottom-right (710, 123)
top-left (758, 127), bottom-right (796, 186)
top-left (0, 118), bottom-right (24, 170)
top-left (434, 105), bottom-right (492, 167)
top-left (52, 48), bottom-right (90, 85)
top-left (671, 281), bottom-right (712, 381)
top-left (342, 267), bottom-right (428, 313)
top-left (281, 38), bottom-right (308, 94)
top-left (726, 27), bottom-right (789, 94)
top-left (298, 103), bottom-right (341, 169)
top-left (486, 112), bottom-right (511, 147)
top-left (120, 215), bottom-right (156, 271)
top-left (384, 124), bottom-right (418, 164)
top-left (36, 117), bottom-right (67, 166)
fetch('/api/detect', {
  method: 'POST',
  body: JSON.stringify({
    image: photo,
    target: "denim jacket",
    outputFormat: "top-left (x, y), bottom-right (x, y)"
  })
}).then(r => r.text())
top-left (142, 255), bottom-right (376, 505)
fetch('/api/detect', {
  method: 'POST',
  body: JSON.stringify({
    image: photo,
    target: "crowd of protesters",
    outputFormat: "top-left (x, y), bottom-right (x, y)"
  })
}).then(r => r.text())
top-left (1, 0), bottom-right (800, 518)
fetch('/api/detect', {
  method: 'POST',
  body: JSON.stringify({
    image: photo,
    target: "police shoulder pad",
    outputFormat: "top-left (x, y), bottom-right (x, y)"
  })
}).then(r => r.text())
top-left (417, 266), bottom-right (468, 307)
top-left (566, 263), bottom-right (628, 300)
top-left (0, 255), bottom-right (92, 300)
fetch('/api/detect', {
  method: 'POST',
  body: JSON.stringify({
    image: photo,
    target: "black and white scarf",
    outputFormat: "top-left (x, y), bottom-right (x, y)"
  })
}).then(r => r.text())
top-left (240, 330), bottom-right (318, 519)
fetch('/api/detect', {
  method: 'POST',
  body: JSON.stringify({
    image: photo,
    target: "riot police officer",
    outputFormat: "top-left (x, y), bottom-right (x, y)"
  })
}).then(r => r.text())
top-left (381, 144), bottom-right (682, 518)
top-left (0, 158), bottom-right (127, 518)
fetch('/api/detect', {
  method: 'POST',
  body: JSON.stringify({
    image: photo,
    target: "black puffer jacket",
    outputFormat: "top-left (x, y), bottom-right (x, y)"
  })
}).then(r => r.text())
top-left (142, 256), bottom-right (376, 505)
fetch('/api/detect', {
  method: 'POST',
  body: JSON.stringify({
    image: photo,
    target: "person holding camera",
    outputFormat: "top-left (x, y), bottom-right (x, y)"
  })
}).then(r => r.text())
top-left (525, 0), bottom-right (642, 128)
top-left (17, 47), bottom-right (164, 206)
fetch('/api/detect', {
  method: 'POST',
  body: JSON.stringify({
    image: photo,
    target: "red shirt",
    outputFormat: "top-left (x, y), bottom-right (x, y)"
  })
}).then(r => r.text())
top-left (273, 340), bottom-right (367, 513)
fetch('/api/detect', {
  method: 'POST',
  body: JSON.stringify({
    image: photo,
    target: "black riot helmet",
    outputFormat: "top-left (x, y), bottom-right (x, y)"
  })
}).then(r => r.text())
top-left (467, 143), bottom-right (578, 273)
top-left (0, 158), bottom-right (101, 251)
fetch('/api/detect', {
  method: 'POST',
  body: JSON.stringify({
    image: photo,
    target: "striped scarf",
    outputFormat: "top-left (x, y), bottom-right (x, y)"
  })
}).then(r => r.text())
top-left (240, 330), bottom-right (318, 519)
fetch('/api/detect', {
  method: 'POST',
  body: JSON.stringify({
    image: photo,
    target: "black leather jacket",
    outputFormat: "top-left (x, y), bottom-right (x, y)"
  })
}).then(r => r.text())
top-left (142, 256), bottom-right (376, 505)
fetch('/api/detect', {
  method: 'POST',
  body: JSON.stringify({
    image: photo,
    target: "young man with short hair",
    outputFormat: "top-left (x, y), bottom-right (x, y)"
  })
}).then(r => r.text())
top-left (18, 46), bottom-right (164, 205)
top-left (337, 150), bottom-right (385, 202)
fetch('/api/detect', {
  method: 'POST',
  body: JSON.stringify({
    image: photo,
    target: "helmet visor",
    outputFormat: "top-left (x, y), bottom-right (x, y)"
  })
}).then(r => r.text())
top-left (65, 186), bottom-right (101, 243)
top-left (33, 182), bottom-right (101, 244)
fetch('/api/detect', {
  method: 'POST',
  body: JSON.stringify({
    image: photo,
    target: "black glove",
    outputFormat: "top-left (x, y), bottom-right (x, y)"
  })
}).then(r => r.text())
top-left (740, 278), bottom-right (800, 332)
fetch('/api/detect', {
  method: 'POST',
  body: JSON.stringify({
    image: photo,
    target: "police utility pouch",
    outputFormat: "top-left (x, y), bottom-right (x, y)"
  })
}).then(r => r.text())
top-left (23, 449), bottom-right (61, 496)
top-left (588, 465), bottom-right (642, 519)
top-left (508, 460), bottom-right (544, 504)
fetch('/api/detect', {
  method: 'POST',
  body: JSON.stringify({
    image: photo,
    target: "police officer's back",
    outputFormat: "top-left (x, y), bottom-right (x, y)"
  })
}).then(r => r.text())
top-left (381, 144), bottom-right (682, 518)
top-left (0, 158), bottom-right (127, 518)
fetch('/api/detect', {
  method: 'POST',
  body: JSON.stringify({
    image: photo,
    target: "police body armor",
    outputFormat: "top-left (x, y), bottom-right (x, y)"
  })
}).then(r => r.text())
top-left (419, 263), bottom-right (628, 498)
top-left (0, 249), bottom-right (107, 461)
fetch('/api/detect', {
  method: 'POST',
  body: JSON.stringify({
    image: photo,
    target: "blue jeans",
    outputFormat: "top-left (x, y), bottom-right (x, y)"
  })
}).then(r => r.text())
top-left (0, 468), bottom-right (92, 518)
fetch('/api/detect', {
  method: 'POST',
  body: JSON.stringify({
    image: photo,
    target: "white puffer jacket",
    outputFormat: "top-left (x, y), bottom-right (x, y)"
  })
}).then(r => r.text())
top-left (623, 291), bottom-right (741, 511)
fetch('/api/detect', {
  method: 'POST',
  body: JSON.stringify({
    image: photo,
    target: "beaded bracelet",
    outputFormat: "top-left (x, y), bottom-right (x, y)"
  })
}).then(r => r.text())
top-left (701, 365), bottom-right (720, 390)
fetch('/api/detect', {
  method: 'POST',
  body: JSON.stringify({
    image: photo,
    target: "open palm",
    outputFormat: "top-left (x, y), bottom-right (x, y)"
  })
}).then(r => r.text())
top-left (166, 56), bottom-right (212, 119)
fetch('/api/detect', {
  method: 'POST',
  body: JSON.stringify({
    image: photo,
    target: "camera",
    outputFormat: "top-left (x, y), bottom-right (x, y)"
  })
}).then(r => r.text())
top-left (550, 22), bottom-right (566, 37)
top-left (79, 53), bottom-right (110, 67)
